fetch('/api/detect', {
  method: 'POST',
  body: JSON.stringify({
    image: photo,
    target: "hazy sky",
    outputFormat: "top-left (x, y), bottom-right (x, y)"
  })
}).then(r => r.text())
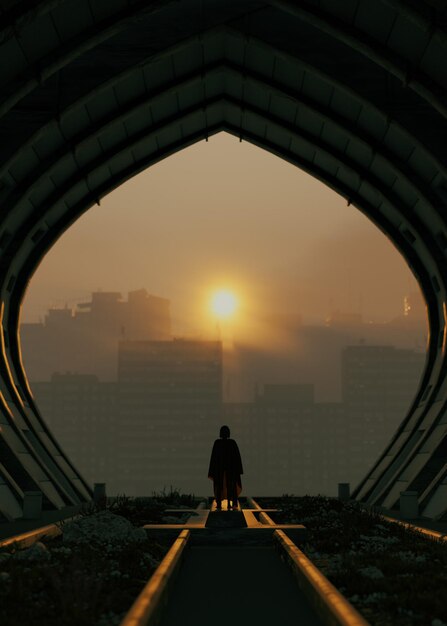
top-left (22, 132), bottom-right (420, 336)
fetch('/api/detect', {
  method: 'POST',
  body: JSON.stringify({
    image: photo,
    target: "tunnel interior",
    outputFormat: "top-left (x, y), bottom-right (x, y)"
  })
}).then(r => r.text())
top-left (19, 133), bottom-right (428, 500)
top-left (1, 0), bottom-right (447, 519)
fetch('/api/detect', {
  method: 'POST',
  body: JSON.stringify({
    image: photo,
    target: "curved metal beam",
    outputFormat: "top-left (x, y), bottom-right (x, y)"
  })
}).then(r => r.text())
top-left (2, 62), bottom-right (443, 253)
top-left (0, 0), bottom-right (62, 45)
top-left (13, 102), bottom-right (439, 508)
top-left (228, 27), bottom-right (447, 174)
top-left (6, 109), bottom-right (442, 511)
top-left (5, 97), bottom-right (442, 426)
top-left (419, 465), bottom-right (447, 512)
top-left (0, 28), bottom-right (221, 172)
top-left (0, 0), bottom-right (178, 117)
top-left (270, 1), bottom-right (447, 119)
top-left (3, 21), bottom-right (446, 189)
top-left (5, 95), bottom-right (444, 298)
top-left (0, 0), bottom-right (446, 517)
top-left (381, 0), bottom-right (447, 41)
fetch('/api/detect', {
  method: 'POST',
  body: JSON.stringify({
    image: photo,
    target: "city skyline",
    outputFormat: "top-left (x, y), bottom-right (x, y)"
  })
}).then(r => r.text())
top-left (21, 134), bottom-right (425, 337)
top-left (32, 341), bottom-right (425, 498)
top-left (20, 286), bottom-right (427, 406)
top-left (2, 5), bottom-right (446, 624)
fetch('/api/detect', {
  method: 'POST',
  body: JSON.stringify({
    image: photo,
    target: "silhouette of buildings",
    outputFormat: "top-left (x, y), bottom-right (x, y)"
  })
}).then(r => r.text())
top-left (33, 373), bottom-right (118, 487)
top-left (116, 339), bottom-right (222, 495)
top-left (33, 338), bottom-right (222, 495)
top-left (21, 290), bottom-right (171, 381)
top-left (224, 385), bottom-right (346, 496)
top-left (32, 341), bottom-right (424, 496)
top-left (342, 345), bottom-right (426, 484)
top-left (28, 293), bottom-right (426, 497)
top-left (257, 384), bottom-right (315, 494)
top-left (224, 346), bottom-right (424, 495)
top-left (225, 294), bottom-right (426, 403)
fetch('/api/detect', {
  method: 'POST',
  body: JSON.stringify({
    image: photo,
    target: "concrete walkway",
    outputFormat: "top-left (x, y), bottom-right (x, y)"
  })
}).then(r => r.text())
top-left (159, 545), bottom-right (322, 626)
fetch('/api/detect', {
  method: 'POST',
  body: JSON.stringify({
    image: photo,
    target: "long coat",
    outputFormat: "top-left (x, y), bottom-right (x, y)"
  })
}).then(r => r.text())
top-left (208, 438), bottom-right (243, 498)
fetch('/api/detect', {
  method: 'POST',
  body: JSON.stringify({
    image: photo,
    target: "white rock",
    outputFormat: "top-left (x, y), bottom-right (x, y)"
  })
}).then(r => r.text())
top-left (63, 511), bottom-right (146, 545)
top-left (14, 541), bottom-right (51, 561)
top-left (97, 611), bottom-right (123, 626)
top-left (363, 592), bottom-right (387, 604)
top-left (143, 552), bottom-right (160, 568)
top-left (358, 566), bottom-right (385, 579)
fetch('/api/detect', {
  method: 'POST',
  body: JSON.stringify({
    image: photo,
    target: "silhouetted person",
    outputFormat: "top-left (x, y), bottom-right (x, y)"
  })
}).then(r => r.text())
top-left (208, 425), bottom-right (243, 510)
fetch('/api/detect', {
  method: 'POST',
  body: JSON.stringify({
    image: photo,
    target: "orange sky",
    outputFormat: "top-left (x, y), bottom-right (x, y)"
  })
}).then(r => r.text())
top-left (22, 132), bottom-right (421, 336)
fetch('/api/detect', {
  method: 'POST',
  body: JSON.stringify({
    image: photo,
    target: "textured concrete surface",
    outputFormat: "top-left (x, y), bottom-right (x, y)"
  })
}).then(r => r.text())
top-left (205, 510), bottom-right (247, 528)
top-left (159, 546), bottom-right (322, 626)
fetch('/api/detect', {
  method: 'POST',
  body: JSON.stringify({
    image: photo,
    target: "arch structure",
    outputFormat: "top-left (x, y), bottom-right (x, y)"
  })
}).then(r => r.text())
top-left (0, 0), bottom-right (447, 520)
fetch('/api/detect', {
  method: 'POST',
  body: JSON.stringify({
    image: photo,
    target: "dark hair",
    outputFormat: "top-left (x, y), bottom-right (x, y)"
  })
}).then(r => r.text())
top-left (220, 425), bottom-right (230, 439)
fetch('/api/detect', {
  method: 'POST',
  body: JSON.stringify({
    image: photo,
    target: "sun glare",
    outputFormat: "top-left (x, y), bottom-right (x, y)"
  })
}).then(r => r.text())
top-left (211, 290), bottom-right (238, 319)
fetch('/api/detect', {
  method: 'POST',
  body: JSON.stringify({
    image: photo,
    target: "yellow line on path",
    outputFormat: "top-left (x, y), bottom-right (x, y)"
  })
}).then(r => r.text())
top-left (275, 529), bottom-right (371, 626)
top-left (0, 523), bottom-right (61, 549)
top-left (120, 529), bottom-right (190, 626)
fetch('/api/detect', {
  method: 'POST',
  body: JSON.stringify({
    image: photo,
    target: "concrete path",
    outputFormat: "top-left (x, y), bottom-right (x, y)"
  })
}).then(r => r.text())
top-left (159, 545), bottom-right (322, 626)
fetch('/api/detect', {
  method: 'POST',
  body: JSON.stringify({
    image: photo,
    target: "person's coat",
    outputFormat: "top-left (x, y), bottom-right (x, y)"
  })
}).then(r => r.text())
top-left (208, 438), bottom-right (243, 496)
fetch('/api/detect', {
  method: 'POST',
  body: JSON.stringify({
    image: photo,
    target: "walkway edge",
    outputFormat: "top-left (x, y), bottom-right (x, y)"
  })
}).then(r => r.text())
top-left (380, 515), bottom-right (447, 541)
top-left (0, 521), bottom-right (63, 549)
top-left (120, 529), bottom-right (190, 626)
top-left (274, 529), bottom-right (370, 626)
top-left (246, 496), bottom-right (276, 526)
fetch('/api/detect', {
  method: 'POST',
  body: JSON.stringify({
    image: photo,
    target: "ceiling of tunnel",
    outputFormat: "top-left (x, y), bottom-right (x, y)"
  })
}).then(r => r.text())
top-left (0, 0), bottom-right (447, 511)
top-left (0, 0), bottom-right (445, 413)
top-left (0, 1), bottom-right (444, 356)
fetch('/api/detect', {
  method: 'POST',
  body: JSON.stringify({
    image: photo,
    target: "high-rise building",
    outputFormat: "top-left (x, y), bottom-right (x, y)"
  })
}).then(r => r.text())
top-left (312, 402), bottom-right (348, 493)
top-left (32, 339), bottom-right (223, 496)
top-left (30, 342), bottom-right (426, 498)
top-left (342, 345), bottom-right (425, 483)
top-left (403, 290), bottom-right (426, 322)
top-left (21, 289), bottom-right (172, 381)
top-left (255, 384), bottom-right (315, 495)
top-left (224, 384), bottom-right (319, 495)
top-left (32, 374), bottom-right (119, 487)
top-left (221, 401), bottom-right (260, 494)
top-left (224, 344), bottom-right (425, 497)
top-left (116, 339), bottom-right (223, 495)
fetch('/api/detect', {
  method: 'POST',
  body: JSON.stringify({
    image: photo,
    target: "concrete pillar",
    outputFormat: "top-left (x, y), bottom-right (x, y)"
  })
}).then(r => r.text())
top-left (22, 491), bottom-right (42, 519)
top-left (338, 483), bottom-right (350, 501)
top-left (400, 491), bottom-right (419, 519)
top-left (93, 482), bottom-right (107, 506)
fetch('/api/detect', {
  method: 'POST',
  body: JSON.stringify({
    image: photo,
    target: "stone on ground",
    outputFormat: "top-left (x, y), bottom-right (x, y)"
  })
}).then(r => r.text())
top-left (63, 511), bottom-right (146, 545)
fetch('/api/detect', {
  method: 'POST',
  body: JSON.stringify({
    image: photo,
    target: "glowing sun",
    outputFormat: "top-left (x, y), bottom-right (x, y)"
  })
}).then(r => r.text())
top-left (211, 290), bottom-right (238, 319)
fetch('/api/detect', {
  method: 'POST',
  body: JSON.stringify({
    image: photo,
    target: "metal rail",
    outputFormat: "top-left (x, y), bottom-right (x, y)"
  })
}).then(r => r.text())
top-left (275, 529), bottom-right (370, 626)
top-left (0, 503), bottom-right (196, 626)
top-left (246, 496), bottom-right (278, 526)
top-left (2, 498), bottom-right (447, 626)
top-left (249, 498), bottom-right (371, 626)
top-left (120, 529), bottom-right (190, 626)
top-left (0, 521), bottom-right (61, 549)
top-left (381, 514), bottom-right (447, 541)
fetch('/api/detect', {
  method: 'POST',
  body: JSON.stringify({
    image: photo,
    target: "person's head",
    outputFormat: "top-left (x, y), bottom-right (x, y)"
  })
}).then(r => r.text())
top-left (220, 425), bottom-right (230, 439)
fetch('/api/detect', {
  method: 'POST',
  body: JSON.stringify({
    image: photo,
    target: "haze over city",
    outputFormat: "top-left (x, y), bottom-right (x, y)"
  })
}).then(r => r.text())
top-left (19, 131), bottom-right (427, 496)
top-left (22, 133), bottom-right (425, 337)
top-left (5, 5), bottom-right (447, 626)
top-left (4, 6), bottom-right (447, 625)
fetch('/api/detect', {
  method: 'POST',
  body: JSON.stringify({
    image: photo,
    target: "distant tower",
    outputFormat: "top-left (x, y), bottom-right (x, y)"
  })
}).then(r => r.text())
top-left (404, 291), bottom-right (426, 322)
